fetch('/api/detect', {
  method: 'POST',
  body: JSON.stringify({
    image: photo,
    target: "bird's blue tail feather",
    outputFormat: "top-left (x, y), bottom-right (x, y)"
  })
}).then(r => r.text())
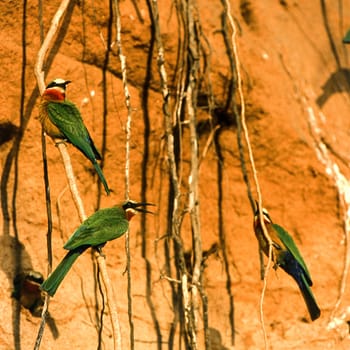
top-left (281, 255), bottom-right (320, 321)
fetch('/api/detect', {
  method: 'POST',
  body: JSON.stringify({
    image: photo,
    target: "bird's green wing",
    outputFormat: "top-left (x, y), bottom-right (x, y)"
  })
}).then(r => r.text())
top-left (343, 29), bottom-right (350, 44)
top-left (46, 101), bottom-right (101, 161)
top-left (64, 207), bottom-right (129, 250)
top-left (272, 223), bottom-right (312, 283)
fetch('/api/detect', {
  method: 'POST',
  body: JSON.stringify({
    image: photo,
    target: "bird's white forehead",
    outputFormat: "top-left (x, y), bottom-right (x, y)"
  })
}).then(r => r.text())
top-left (262, 208), bottom-right (269, 215)
top-left (262, 208), bottom-right (271, 222)
top-left (53, 78), bottom-right (66, 84)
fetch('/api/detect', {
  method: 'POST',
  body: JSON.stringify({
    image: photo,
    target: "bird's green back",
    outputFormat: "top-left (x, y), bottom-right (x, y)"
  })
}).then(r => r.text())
top-left (47, 101), bottom-right (101, 161)
top-left (273, 223), bottom-right (312, 284)
top-left (64, 206), bottom-right (129, 250)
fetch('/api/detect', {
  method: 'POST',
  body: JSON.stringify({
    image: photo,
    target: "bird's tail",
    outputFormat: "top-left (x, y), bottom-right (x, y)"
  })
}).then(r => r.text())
top-left (295, 273), bottom-right (321, 321)
top-left (93, 160), bottom-right (110, 195)
top-left (40, 250), bottom-right (81, 297)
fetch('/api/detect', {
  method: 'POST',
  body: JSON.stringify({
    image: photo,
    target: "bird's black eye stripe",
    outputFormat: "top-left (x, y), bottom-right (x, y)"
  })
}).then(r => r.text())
top-left (122, 201), bottom-right (135, 210)
top-left (262, 209), bottom-right (272, 222)
top-left (27, 271), bottom-right (44, 283)
top-left (46, 81), bottom-right (58, 89)
top-left (46, 81), bottom-right (68, 89)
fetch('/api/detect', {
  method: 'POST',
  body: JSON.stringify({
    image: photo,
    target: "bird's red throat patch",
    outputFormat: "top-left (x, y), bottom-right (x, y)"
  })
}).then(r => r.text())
top-left (42, 88), bottom-right (65, 101)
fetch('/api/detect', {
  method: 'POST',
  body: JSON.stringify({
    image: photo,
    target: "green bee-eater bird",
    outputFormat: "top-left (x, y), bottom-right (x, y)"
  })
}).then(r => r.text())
top-left (39, 78), bottom-right (110, 194)
top-left (41, 200), bottom-right (154, 297)
top-left (254, 206), bottom-right (321, 321)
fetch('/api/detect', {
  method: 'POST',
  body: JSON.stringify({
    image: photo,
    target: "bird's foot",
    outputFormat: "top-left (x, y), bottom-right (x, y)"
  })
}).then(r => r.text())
top-left (96, 246), bottom-right (106, 258)
top-left (54, 139), bottom-right (68, 147)
top-left (273, 262), bottom-right (280, 270)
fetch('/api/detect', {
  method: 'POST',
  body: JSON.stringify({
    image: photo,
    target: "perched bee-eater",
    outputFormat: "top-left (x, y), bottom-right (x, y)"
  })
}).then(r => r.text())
top-left (39, 78), bottom-right (110, 194)
top-left (254, 206), bottom-right (321, 321)
top-left (13, 270), bottom-right (45, 316)
top-left (40, 200), bottom-right (154, 297)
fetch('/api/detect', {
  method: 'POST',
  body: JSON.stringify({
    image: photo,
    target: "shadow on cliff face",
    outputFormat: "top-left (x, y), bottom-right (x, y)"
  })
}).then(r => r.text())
top-left (316, 68), bottom-right (350, 107)
top-left (0, 122), bottom-right (19, 146)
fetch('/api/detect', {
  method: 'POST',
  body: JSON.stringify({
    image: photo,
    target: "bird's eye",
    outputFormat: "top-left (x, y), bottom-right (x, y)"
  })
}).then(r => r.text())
top-left (46, 82), bottom-right (58, 89)
top-left (122, 201), bottom-right (133, 210)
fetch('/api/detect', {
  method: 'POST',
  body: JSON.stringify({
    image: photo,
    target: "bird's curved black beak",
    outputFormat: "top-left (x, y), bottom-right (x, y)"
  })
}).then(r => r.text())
top-left (123, 201), bottom-right (155, 214)
top-left (134, 202), bottom-right (155, 214)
